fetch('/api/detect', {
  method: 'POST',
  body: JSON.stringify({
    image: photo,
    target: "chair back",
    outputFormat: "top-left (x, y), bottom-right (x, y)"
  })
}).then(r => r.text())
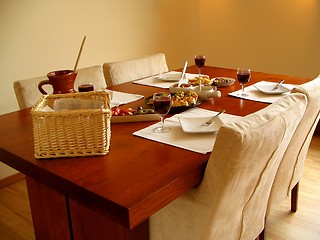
top-left (102, 53), bottom-right (168, 86)
top-left (200, 93), bottom-right (307, 240)
top-left (13, 65), bottom-right (106, 109)
top-left (267, 75), bottom-right (320, 214)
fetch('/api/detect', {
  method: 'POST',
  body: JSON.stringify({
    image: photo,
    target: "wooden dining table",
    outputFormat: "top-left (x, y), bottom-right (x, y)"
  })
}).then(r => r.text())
top-left (0, 66), bottom-right (310, 240)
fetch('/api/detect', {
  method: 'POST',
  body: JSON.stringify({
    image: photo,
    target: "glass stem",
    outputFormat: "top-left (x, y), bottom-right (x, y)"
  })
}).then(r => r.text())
top-left (160, 116), bottom-right (165, 129)
top-left (198, 68), bottom-right (201, 76)
top-left (241, 84), bottom-right (245, 95)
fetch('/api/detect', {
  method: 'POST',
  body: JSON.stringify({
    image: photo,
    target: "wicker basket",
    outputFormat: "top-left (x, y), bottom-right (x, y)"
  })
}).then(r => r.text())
top-left (31, 91), bottom-right (111, 159)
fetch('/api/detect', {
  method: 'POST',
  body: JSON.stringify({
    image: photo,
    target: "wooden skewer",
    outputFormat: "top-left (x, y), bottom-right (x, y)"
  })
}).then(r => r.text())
top-left (73, 36), bottom-right (86, 72)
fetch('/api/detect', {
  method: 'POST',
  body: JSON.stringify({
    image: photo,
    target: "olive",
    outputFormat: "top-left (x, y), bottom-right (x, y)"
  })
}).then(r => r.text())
top-left (136, 110), bottom-right (145, 115)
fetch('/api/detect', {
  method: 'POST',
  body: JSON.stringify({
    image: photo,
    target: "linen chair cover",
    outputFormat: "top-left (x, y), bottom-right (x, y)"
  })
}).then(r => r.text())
top-left (102, 53), bottom-right (168, 86)
top-left (13, 65), bottom-right (106, 109)
top-left (267, 74), bottom-right (320, 216)
top-left (149, 93), bottom-right (307, 240)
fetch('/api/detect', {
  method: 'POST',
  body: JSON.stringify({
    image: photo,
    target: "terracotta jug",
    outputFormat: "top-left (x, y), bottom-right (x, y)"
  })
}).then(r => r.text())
top-left (38, 70), bottom-right (77, 94)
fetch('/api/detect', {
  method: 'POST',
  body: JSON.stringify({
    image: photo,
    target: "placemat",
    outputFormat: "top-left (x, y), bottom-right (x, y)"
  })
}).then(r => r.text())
top-left (133, 108), bottom-right (240, 154)
top-left (228, 82), bottom-right (295, 103)
top-left (103, 90), bottom-right (144, 108)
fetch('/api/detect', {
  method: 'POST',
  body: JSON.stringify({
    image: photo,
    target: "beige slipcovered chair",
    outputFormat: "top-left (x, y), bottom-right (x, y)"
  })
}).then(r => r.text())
top-left (102, 53), bottom-right (169, 86)
top-left (149, 93), bottom-right (307, 240)
top-left (13, 65), bottom-right (107, 109)
top-left (263, 75), bottom-right (320, 236)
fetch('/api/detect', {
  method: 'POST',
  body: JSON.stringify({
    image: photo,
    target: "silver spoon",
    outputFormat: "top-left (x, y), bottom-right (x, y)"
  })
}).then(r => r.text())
top-left (203, 110), bottom-right (226, 126)
top-left (272, 79), bottom-right (284, 91)
top-left (178, 61), bottom-right (188, 87)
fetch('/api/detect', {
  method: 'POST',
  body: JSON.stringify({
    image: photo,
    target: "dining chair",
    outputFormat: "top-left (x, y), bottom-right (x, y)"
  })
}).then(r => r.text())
top-left (262, 75), bottom-right (320, 237)
top-left (102, 53), bottom-right (169, 86)
top-left (13, 65), bottom-right (107, 109)
top-left (149, 93), bottom-right (307, 240)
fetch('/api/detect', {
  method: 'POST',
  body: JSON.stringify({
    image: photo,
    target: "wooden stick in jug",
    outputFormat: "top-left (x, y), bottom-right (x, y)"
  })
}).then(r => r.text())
top-left (73, 36), bottom-right (86, 72)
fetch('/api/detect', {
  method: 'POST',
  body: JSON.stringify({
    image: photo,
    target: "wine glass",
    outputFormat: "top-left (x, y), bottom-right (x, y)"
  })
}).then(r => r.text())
top-left (236, 68), bottom-right (251, 96)
top-left (194, 55), bottom-right (206, 76)
top-left (153, 92), bottom-right (172, 133)
top-left (78, 81), bottom-right (94, 92)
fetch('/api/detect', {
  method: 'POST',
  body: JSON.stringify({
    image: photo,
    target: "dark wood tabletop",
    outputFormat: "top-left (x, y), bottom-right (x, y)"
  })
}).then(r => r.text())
top-left (0, 66), bottom-right (310, 230)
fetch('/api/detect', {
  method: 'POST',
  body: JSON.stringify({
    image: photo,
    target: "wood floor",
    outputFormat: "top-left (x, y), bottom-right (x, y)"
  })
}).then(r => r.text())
top-left (0, 134), bottom-right (319, 240)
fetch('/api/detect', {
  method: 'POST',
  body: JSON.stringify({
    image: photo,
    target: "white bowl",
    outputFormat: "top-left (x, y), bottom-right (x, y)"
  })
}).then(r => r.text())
top-left (169, 83), bottom-right (194, 94)
top-left (193, 85), bottom-right (221, 100)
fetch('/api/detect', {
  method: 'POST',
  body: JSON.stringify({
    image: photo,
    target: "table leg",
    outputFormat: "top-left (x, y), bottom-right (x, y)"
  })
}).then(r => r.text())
top-left (26, 176), bottom-right (148, 240)
top-left (26, 176), bottom-right (72, 240)
top-left (69, 199), bottom-right (149, 240)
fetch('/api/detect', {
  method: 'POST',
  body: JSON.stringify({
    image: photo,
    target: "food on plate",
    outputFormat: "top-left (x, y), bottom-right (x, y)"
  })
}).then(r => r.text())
top-left (146, 98), bottom-right (154, 106)
top-left (213, 77), bottom-right (232, 83)
top-left (188, 76), bottom-right (212, 86)
top-left (171, 90), bottom-right (198, 107)
top-left (170, 83), bottom-right (192, 88)
top-left (213, 77), bottom-right (235, 86)
top-left (145, 91), bottom-right (199, 108)
top-left (134, 106), bottom-right (155, 115)
top-left (112, 107), bottom-right (155, 116)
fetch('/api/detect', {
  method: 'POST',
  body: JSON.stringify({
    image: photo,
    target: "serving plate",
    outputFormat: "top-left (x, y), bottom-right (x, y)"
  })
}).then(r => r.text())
top-left (254, 81), bottom-right (291, 95)
top-left (158, 73), bottom-right (182, 82)
top-left (211, 77), bottom-right (236, 87)
top-left (144, 96), bottom-right (201, 113)
top-left (178, 116), bottom-right (223, 133)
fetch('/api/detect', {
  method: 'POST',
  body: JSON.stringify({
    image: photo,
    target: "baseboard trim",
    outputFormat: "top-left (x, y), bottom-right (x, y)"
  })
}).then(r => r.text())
top-left (0, 172), bottom-right (25, 188)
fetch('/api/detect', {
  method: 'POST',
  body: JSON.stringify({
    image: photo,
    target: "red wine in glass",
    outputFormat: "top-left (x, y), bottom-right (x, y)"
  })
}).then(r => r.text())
top-left (237, 68), bottom-right (251, 96)
top-left (195, 55), bottom-right (206, 75)
top-left (237, 73), bottom-right (250, 84)
top-left (153, 92), bottom-right (172, 133)
top-left (78, 83), bottom-right (94, 92)
top-left (154, 98), bottom-right (171, 115)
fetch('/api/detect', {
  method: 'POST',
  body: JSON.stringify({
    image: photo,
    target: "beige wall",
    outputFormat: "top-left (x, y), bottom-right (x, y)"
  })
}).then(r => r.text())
top-left (198, 0), bottom-right (319, 78)
top-left (0, 0), bottom-right (319, 178)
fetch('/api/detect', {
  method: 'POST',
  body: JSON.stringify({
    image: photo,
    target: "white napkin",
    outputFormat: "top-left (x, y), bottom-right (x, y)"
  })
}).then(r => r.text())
top-left (133, 71), bottom-right (200, 89)
top-left (53, 98), bottom-right (104, 111)
top-left (228, 81), bottom-right (295, 103)
top-left (103, 90), bottom-right (144, 108)
top-left (133, 108), bottom-right (241, 154)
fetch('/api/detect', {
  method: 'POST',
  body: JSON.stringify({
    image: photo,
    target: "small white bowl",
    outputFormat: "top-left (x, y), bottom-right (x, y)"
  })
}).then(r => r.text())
top-left (169, 83), bottom-right (194, 94)
top-left (193, 85), bottom-right (221, 100)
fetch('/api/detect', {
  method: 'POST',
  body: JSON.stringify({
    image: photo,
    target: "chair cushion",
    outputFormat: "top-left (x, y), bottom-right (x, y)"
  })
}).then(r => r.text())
top-left (13, 75), bottom-right (46, 109)
top-left (103, 53), bottom-right (168, 86)
top-left (76, 65), bottom-right (107, 90)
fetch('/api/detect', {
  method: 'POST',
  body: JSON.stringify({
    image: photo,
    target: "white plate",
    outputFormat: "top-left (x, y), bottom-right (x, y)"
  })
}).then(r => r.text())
top-left (158, 73), bottom-right (182, 82)
top-left (211, 77), bottom-right (236, 87)
top-left (178, 116), bottom-right (223, 133)
top-left (254, 81), bottom-right (292, 95)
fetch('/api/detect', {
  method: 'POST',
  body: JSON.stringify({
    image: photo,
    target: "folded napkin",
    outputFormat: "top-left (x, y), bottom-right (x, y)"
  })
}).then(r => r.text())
top-left (52, 98), bottom-right (104, 111)
top-left (133, 108), bottom-right (240, 154)
top-left (103, 89), bottom-right (143, 108)
top-left (133, 71), bottom-right (200, 89)
top-left (228, 81), bottom-right (295, 103)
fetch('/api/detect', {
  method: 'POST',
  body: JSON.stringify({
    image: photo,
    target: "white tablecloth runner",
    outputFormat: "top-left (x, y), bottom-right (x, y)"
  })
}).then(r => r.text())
top-left (133, 108), bottom-right (241, 154)
top-left (133, 71), bottom-right (200, 89)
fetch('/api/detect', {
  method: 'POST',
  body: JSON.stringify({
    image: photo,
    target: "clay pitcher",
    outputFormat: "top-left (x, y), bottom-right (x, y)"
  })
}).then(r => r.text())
top-left (38, 70), bottom-right (77, 94)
